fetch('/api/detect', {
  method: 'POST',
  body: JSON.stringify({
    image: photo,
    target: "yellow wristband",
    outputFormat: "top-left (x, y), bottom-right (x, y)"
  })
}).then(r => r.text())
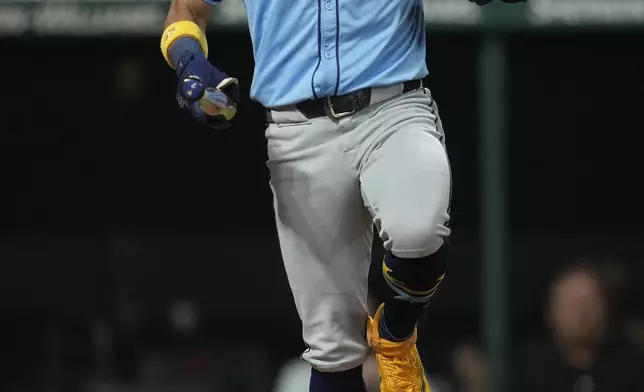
top-left (160, 21), bottom-right (209, 69)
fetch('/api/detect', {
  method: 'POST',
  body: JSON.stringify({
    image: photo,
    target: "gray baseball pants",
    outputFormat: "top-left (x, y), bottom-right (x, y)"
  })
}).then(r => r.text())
top-left (265, 84), bottom-right (452, 372)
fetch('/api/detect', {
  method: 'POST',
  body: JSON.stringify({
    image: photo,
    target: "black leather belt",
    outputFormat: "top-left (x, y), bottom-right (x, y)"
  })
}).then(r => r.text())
top-left (268, 80), bottom-right (422, 122)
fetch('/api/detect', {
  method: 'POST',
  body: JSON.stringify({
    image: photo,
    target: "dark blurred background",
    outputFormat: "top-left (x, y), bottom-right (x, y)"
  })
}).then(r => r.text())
top-left (1, 1), bottom-right (644, 391)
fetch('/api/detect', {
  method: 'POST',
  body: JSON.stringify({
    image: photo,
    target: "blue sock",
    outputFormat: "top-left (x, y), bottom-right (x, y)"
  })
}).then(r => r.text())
top-left (310, 365), bottom-right (367, 392)
top-left (379, 305), bottom-right (416, 342)
top-left (379, 243), bottom-right (449, 341)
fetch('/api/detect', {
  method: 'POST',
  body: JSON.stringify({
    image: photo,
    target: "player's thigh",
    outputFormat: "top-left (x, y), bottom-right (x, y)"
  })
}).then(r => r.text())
top-left (266, 117), bottom-right (373, 371)
top-left (359, 89), bottom-right (451, 257)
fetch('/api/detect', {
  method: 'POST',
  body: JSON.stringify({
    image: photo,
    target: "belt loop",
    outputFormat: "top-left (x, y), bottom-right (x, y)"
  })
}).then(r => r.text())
top-left (370, 83), bottom-right (403, 106)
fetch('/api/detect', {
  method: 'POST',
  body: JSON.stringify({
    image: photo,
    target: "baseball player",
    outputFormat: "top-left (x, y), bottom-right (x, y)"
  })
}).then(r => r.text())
top-left (160, 0), bottom-right (524, 391)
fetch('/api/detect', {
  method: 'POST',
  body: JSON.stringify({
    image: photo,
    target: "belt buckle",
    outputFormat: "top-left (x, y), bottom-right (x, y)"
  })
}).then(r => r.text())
top-left (325, 97), bottom-right (356, 120)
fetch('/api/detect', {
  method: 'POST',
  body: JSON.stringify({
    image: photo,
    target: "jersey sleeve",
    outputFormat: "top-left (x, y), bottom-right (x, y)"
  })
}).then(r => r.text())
top-left (201, 0), bottom-right (222, 6)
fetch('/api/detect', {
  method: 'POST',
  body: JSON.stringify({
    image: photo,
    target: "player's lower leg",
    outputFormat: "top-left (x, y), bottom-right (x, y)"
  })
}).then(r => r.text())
top-left (380, 242), bottom-right (448, 340)
top-left (309, 365), bottom-right (368, 392)
top-left (368, 240), bottom-right (449, 392)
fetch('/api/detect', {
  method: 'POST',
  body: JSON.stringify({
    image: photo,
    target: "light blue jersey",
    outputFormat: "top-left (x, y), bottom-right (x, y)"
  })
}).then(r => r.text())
top-left (205, 0), bottom-right (428, 108)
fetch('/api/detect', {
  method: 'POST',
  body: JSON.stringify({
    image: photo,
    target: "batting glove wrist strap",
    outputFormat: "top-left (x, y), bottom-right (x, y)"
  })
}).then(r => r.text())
top-left (160, 21), bottom-right (209, 69)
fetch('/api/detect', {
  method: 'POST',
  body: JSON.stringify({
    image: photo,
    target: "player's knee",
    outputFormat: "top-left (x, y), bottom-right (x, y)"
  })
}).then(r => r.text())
top-left (385, 211), bottom-right (450, 258)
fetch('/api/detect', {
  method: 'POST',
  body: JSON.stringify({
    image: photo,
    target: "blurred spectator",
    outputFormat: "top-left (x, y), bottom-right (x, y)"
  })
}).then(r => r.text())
top-left (447, 339), bottom-right (487, 392)
top-left (271, 358), bottom-right (309, 392)
top-left (512, 261), bottom-right (644, 392)
top-left (615, 262), bottom-right (644, 351)
top-left (625, 317), bottom-right (644, 350)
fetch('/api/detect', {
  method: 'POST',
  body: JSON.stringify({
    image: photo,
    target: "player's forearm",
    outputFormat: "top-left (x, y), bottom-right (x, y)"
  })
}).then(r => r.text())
top-left (165, 0), bottom-right (213, 30)
top-left (161, 0), bottom-right (213, 69)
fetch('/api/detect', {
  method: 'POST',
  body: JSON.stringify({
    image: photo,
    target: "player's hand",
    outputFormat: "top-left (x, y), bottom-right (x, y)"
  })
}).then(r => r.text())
top-left (469, 0), bottom-right (525, 5)
top-left (174, 48), bottom-right (239, 130)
